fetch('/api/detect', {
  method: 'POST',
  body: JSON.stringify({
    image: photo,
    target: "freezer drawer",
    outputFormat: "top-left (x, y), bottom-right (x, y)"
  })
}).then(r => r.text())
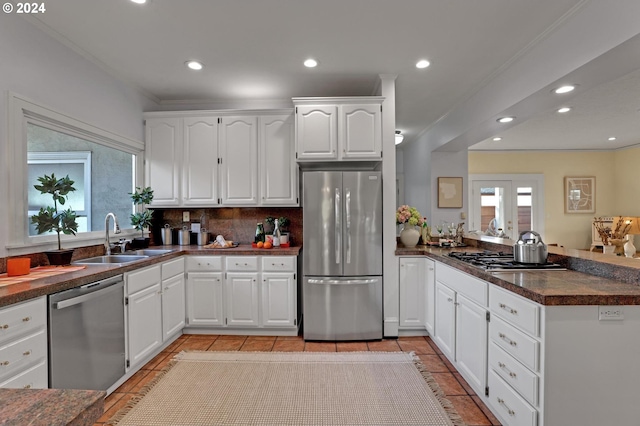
top-left (303, 276), bottom-right (382, 341)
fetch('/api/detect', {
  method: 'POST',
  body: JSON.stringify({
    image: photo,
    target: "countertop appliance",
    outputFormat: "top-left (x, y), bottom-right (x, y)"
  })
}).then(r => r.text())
top-left (513, 230), bottom-right (548, 264)
top-left (302, 171), bottom-right (383, 341)
top-left (448, 251), bottom-right (565, 271)
top-left (48, 275), bottom-right (125, 391)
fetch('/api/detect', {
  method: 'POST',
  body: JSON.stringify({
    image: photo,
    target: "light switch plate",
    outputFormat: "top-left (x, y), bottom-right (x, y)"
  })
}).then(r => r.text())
top-left (598, 306), bottom-right (624, 321)
top-left (182, 211), bottom-right (190, 222)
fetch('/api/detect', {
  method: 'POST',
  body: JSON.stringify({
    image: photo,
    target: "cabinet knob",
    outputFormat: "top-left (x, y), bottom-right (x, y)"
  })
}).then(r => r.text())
top-left (23, 351), bottom-right (31, 357)
top-left (1, 361), bottom-right (9, 366)
top-left (23, 384), bottom-right (31, 389)
top-left (22, 317), bottom-right (31, 322)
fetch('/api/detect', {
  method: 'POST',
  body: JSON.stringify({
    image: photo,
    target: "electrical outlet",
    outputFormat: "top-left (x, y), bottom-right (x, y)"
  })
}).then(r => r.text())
top-left (182, 211), bottom-right (190, 222)
top-left (598, 306), bottom-right (624, 321)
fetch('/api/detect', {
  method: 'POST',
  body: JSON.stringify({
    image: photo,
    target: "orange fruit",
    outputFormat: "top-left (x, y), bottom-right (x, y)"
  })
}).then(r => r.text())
top-left (263, 241), bottom-right (272, 249)
top-left (257, 241), bottom-right (264, 248)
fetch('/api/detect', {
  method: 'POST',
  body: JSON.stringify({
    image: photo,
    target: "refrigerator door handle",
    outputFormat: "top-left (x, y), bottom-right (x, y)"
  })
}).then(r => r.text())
top-left (345, 188), bottom-right (351, 264)
top-left (335, 187), bottom-right (341, 264)
top-left (307, 279), bottom-right (378, 285)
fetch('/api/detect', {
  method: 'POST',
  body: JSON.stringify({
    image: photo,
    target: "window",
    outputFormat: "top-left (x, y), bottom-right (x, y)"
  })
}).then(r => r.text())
top-left (7, 93), bottom-right (144, 253)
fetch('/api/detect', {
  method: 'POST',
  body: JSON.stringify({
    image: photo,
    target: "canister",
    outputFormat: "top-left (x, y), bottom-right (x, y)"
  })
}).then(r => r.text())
top-left (161, 224), bottom-right (173, 245)
top-left (197, 228), bottom-right (209, 246)
top-left (178, 226), bottom-right (191, 246)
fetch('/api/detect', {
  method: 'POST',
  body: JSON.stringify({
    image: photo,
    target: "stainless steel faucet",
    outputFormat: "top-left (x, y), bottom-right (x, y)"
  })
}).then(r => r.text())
top-left (105, 212), bottom-right (121, 255)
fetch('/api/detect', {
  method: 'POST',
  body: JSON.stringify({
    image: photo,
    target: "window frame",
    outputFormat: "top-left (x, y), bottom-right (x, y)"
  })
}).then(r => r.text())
top-left (7, 92), bottom-right (145, 255)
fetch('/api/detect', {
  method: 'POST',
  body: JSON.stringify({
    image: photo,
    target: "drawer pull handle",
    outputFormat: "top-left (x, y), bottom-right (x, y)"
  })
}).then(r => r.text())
top-left (1, 324), bottom-right (8, 329)
top-left (23, 384), bottom-right (31, 389)
top-left (497, 398), bottom-right (516, 416)
top-left (498, 332), bottom-right (517, 347)
top-left (498, 361), bottom-right (517, 378)
top-left (499, 303), bottom-right (518, 315)
top-left (22, 317), bottom-right (31, 322)
top-left (23, 351), bottom-right (31, 357)
top-left (447, 298), bottom-right (453, 303)
top-left (1, 361), bottom-right (9, 366)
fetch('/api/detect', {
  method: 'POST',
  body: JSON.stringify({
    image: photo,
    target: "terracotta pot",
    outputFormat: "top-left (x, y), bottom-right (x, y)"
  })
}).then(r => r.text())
top-left (399, 225), bottom-right (420, 248)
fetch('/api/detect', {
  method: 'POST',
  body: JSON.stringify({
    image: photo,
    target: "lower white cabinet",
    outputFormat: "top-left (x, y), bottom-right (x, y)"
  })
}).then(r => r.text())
top-left (161, 258), bottom-right (186, 340)
top-left (185, 255), bottom-right (298, 333)
top-left (434, 282), bottom-right (456, 358)
top-left (0, 297), bottom-right (48, 389)
top-left (455, 293), bottom-right (488, 393)
top-left (398, 257), bottom-right (435, 333)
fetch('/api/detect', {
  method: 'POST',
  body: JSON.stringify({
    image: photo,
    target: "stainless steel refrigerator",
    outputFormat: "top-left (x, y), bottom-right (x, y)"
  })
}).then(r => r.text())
top-left (302, 171), bottom-right (383, 341)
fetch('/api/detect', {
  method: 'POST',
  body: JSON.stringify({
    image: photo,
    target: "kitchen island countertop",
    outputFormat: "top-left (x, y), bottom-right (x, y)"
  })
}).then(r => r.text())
top-left (396, 236), bottom-right (640, 306)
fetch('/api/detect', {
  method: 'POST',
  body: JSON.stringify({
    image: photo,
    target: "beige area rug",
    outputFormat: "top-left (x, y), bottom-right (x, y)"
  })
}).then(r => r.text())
top-left (109, 351), bottom-right (465, 426)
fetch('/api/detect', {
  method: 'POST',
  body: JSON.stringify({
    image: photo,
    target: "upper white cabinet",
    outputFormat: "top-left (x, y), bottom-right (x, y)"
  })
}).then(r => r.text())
top-left (293, 97), bottom-right (384, 161)
top-left (144, 109), bottom-right (297, 207)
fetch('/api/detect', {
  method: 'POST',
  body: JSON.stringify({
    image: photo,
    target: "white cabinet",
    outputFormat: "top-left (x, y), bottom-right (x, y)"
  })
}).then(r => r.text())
top-left (424, 259), bottom-right (436, 335)
top-left (145, 117), bottom-right (182, 206)
top-left (220, 116), bottom-right (258, 205)
top-left (185, 256), bottom-right (224, 326)
top-left (434, 282), bottom-right (456, 359)
top-left (259, 115), bottom-right (298, 205)
top-left (0, 297), bottom-right (48, 389)
top-left (161, 258), bottom-right (185, 341)
top-left (456, 293), bottom-right (488, 394)
top-left (145, 110), bottom-right (297, 207)
top-left (225, 272), bottom-right (259, 327)
top-left (182, 117), bottom-right (219, 206)
top-left (262, 256), bottom-right (297, 327)
top-left (293, 97), bottom-right (383, 161)
top-left (399, 257), bottom-right (426, 329)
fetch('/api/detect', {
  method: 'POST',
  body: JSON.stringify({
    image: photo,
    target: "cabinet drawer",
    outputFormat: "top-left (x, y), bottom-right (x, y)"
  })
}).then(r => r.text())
top-left (490, 286), bottom-right (540, 337)
top-left (488, 369), bottom-right (537, 426)
top-left (0, 359), bottom-right (47, 389)
top-left (436, 263), bottom-right (487, 306)
top-left (126, 264), bottom-right (161, 295)
top-left (226, 256), bottom-right (258, 271)
top-left (490, 316), bottom-right (539, 372)
top-left (489, 342), bottom-right (538, 406)
top-left (186, 256), bottom-right (222, 272)
top-left (162, 257), bottom-right (184, 279)
top-left (261, 256), bottom-right (296, 272)
top-left (0, 329), bottom-right (47, 381)
top-left (0, 297), bottom-right (46, 343)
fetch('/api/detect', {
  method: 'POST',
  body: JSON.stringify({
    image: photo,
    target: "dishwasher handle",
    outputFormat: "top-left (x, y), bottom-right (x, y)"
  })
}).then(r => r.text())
top-left (307, 278), bottom-right (378, 285)
top-left (52, 276), bottom-right (123, 310)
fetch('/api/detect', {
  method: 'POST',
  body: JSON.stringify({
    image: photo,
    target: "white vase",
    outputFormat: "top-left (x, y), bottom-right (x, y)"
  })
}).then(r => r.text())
top-left (624, 236), bottom-right (636, 258)
top-left (400, 225), bottom-right (420, 248)
top-left (602, 244), bottom-right (615, 255)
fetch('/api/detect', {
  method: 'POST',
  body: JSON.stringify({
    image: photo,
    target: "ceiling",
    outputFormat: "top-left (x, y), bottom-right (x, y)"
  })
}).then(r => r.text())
top-left (26, 0), bottom-right (640, 151)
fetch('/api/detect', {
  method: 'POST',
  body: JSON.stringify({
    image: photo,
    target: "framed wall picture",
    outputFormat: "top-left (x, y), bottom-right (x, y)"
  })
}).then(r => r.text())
top-left (564, 176), bottom-right (595, 214)
top-left (438, 177), bottom-right (463, 208)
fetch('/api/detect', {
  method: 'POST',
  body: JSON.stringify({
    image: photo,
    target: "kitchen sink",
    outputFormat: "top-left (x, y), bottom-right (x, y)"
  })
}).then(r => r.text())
top-left (123, 249), bottom-right (173, 256)
top-left (73, 255), bottom-right (149, 265)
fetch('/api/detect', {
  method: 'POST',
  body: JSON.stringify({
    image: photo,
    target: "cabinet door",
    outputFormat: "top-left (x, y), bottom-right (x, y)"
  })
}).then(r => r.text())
top-left (226, 272), bottom-right (259, 327)
top-left (145, 118), bottom-right (182, 206)
top-left (424, 259), bottom-right (436, 336)
top-left (220, 116), bottom-right (258, 205)
top-left (455, 293), bottom-right (488, 395)
top-left (183, 117), bottom-right (219, 206)
top-left (262, 272), bottom-right (296, 327)
top-left (186, 272), bottom-right (224, 326)
top-left (399, 258), bottom-right (426, 328)
top-left (434, 282), bottom-right (456, 360)
top-left (339, 104), bottom-right (382, 159)
top-left (259, 114), bottom-right (298, 206)
top-left (295, 105), bottom-right (338, 160)
top-left (128, 283), bottom-right (163, 368)
top-left (162, 273), bottom-right (185, 341)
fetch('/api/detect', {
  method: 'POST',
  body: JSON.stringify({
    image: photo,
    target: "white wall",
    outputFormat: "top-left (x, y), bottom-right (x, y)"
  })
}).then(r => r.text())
top-left (430, 151), bottom-right (468, 230)
top-left (398, 139), bottom-right (431, 220)
top-left (0, 15), bottom-right (155, 257)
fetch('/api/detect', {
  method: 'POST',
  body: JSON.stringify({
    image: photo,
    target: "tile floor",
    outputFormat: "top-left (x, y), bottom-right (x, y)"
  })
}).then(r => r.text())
top-left (95, 334), bottom-right (501, 426)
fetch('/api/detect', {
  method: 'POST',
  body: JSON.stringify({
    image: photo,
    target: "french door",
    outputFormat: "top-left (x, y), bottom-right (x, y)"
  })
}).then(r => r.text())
top-left (469, 174), bottom-right (544, 240)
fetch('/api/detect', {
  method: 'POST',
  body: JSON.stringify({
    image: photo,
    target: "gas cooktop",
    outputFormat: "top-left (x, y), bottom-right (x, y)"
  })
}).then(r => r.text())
top-left (448, 251), bottom-right (566, 271)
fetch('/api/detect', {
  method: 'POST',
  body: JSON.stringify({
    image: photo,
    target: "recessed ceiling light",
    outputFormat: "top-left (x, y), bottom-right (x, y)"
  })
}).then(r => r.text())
top-left (416, 59), bottom-right (430, 69)
top-left (493, 137), bottom-right (502, 141)
top-left (497, 116), bottom-right (515, 123)
top-left (130, 0), bottom-right (146, 4)
top-left (304, 59), bottom-right (318, 68)
top-left (553, 85), bottom-right (576, 94)
top-left (557, 107), bottom-right (572, 113)
top-left (608, 137), bottom-right (617, 141)
top-left (395, 130), bottom-right (404, 145)
top-left (185, 60), bottom-right (203, 71)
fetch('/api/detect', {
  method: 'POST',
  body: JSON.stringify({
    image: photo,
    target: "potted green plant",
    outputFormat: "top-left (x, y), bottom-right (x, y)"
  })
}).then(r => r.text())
top-left (129, 186), bottom-right (154, 248)
top-left (265, 216), bottom-right (290, 232)
top-left (31, 173), bottom-right (79, 265)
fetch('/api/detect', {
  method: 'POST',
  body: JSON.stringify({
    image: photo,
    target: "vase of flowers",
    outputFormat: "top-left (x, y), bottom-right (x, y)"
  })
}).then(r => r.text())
top-left (396, 205), bottom-right (425, 248)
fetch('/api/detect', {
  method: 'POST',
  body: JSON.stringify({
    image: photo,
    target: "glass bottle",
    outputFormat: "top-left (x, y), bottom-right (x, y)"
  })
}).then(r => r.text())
top-left (272, 219), bottom-right (281, 247)
top-left (254, 222), bottom-right (265, 243)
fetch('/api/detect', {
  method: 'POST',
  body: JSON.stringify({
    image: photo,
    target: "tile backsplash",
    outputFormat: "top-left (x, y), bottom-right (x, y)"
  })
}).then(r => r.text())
top-left (152, 207), bottom-right (303, 246)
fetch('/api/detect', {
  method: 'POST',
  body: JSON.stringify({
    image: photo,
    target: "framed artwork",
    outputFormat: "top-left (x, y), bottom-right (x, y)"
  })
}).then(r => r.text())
top-left (564, 176), bottom-right (595, 214)
top-left (438, 177), bottom-right (463, 208)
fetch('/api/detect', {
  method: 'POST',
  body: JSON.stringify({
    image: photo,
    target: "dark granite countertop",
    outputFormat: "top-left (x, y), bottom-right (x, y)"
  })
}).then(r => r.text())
top-left (396, 236), bottom-right (640, 306)
top-left (0, 244), bottom-right (301, 308)
top-left (0, 388), bottom-right (105, 426)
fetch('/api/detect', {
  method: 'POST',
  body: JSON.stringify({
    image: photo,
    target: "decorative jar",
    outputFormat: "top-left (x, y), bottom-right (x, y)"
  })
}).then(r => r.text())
top-left (400, 225), bottom-right (420, 248)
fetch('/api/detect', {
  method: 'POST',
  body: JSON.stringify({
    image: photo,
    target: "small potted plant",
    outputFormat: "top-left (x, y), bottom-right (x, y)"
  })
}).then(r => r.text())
top-left (31, 173), bottom-right (79, 265)
top-left (129, 186), bottom-right (154, 248)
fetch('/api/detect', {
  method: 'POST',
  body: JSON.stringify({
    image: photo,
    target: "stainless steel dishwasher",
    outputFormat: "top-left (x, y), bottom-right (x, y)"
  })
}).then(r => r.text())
top-left (48, 274), bottom-right (125, 391)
